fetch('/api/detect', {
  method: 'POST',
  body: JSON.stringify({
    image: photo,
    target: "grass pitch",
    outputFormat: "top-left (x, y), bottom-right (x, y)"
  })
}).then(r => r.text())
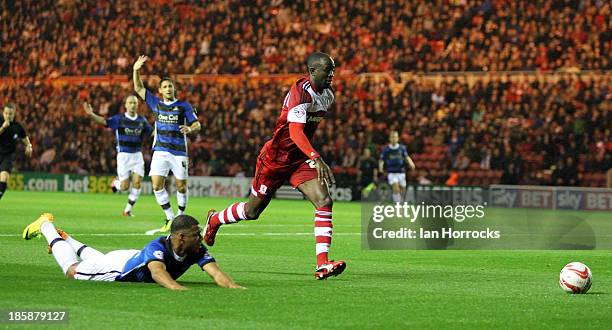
top-left (1, 191), bottom-right (610, 328)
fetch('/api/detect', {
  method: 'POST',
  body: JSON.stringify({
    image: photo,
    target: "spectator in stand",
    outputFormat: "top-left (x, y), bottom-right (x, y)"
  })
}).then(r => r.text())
top-left (1, 1), bottom-right (610, 79)
top-left (1, 73), bottom-right (609, 187)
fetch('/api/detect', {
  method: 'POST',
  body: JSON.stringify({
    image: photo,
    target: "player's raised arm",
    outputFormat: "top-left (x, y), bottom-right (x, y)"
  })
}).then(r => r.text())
top-left (83, 102), bottom-right (106, 125)
top-left (202, 262), bottom-right (245, 289)
top-left (132, 55), bottom-right (148, 100)
top-left (147, 260), bottom-right (187, 291)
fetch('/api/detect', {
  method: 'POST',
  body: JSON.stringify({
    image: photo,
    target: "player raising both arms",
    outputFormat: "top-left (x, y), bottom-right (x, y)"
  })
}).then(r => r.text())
top-left (133, 56), bottom-right (201, 233)
top-left (0, 103), bottom-right (32, 201)
top-left (83, 96), bottom-right (152, 216)
top-left (204, 52), bottom-right (345, 280)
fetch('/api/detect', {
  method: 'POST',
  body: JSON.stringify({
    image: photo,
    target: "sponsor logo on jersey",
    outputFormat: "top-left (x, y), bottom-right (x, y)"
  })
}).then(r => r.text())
top-left (123, 127), bottom-right (143, 136)
top-left (157, 113), bottom-right (179, 123)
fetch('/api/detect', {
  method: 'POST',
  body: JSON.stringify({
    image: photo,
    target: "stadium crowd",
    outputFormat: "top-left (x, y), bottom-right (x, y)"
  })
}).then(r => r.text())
top-left (1, 0), bottom-right (610, 77)
top-left (1, 0), bottom-right (610, 187)
top-left (3, 72), bottom-right (610, 186)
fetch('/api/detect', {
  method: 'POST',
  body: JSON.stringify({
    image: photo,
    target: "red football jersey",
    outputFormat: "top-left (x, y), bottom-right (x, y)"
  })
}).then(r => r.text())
top-left (261, 77), bottom-right (335, 168)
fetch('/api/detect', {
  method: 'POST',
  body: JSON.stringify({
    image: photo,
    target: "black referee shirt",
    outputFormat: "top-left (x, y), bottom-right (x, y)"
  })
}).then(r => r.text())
top-left (0, 117), bottom-right (26, 155)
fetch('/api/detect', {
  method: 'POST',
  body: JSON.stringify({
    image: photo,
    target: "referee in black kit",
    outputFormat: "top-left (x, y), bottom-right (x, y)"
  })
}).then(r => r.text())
top-left (0, 103), bottom-right (32, 200)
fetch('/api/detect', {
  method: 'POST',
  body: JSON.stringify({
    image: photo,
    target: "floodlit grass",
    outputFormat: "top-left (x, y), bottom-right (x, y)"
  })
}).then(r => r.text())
top-left (1, 191), bottom-right (610, 328)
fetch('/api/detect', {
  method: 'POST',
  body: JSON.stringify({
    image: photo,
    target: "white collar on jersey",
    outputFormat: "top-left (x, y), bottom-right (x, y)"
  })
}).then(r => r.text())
top-left (171, 247), bottom-right (186, 262)
top-left (124, 113), bottom-right (138, 121)
top-left (166, 236), bottom-right (186, 262)
top-left (389, 143), bottom-right (400, 149)
top-left (161, 98), bottom-right (177, 105)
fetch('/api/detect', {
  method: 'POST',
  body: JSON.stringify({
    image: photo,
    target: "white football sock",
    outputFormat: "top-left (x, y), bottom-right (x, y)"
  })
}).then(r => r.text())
top-left (154, 189), bottom-right (174, 220)
top-left (65, 235), bottom-right (104, 260)
top-left (177, 191), bottom-right (188, 215)
top-left (41, 222), bottom-right (78, 275)
top-left (113, 179), bottom-right (123, 191)
top-left (124, 188), bottom-right (141, 213)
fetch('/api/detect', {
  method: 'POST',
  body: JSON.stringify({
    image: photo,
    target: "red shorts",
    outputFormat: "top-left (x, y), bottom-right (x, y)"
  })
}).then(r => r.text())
top-left (251, 157), bottom-right (317, 198)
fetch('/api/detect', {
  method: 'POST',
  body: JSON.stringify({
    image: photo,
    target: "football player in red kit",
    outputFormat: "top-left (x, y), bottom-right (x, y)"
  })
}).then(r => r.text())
top-left (204, 52), bottom-right (345, 280)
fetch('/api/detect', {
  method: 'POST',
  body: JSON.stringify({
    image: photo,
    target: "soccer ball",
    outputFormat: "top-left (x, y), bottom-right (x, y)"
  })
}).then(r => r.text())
top-left (559, 262), bottom-right (592, 294)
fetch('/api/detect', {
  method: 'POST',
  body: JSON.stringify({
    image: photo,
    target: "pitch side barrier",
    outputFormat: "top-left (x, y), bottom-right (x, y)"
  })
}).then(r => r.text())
top-left (8, 172), bottom-right (354, 199)
top-left (488, 185), bottom-right (612, 211)
top-left (361, 185), bottom-right (612, 250)
top-left (6, 172), bottom-right (255, 198)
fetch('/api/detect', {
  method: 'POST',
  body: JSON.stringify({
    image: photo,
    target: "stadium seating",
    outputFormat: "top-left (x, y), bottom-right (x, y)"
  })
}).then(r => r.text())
top-left (1, 1), bottom-right (610, 77)
top-left (0, 1), bottom-right (609, 187)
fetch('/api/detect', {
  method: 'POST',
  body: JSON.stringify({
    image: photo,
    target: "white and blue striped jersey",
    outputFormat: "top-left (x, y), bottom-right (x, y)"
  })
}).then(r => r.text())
top-left (105, 114), bottom-right (152, 153)
top-left (116, 236), bottom-right (215, 283)
top-left (145, 90), bottom-right (198, 157)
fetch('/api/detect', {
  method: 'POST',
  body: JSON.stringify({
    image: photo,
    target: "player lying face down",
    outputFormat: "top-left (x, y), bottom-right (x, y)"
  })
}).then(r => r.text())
top-left (23, 214), bottom-right (245, 291)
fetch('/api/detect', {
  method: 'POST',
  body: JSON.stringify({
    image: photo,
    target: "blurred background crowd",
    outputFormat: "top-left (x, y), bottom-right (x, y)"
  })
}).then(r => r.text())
top-left (1, 0), bottom-right (610, 188)
top-left (2, 0), bottom-right (610, 77)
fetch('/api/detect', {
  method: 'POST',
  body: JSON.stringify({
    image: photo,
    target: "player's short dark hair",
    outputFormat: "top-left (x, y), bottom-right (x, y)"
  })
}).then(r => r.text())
top-left (307, 52), bottom-right (333, 69)
top-left (171, 215), bottom-right (200, 233)
top-left (3, 103), bottom-right (16, 110)
top-left (159, 77), bottom-right (174, 88)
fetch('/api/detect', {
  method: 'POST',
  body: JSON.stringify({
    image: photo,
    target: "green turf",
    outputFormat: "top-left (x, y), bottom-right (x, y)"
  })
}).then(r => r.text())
top-left (0, 191), bottom-right (610, 329)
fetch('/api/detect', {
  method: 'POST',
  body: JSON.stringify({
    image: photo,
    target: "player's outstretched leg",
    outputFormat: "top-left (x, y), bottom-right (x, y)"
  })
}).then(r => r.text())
top-left (297, 179), bottom-right (346, 280)
top-left (204, 194), bottom-right (270, 246)
top-left (59, 230), bottom-right (104, 260)
top-left (23, 213), bottom-right (79, 276)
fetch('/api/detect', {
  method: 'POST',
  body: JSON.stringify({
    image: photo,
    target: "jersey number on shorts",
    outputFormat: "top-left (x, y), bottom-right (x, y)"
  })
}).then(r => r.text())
top-left (306, 159), bottom-right (316, 169)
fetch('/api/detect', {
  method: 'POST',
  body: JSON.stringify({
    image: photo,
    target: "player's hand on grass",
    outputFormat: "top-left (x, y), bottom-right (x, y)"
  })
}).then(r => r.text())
top-left (133, 55), bottom-right (149, 71)
top-left (229, 283), bottom-right (247, 290)
top-left (314, 157), bottom-right (335, 186)
top-left (167, 283), bottom-right (188, 291)
top-left (179, 125), bottom-right (192, 134)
